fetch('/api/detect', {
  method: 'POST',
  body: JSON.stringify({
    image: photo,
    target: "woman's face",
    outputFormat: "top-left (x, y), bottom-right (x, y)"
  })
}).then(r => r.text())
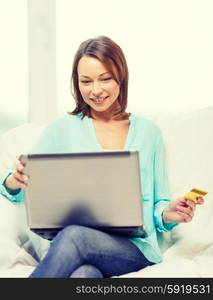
top-left (78, 55), bottom-right (120, 117)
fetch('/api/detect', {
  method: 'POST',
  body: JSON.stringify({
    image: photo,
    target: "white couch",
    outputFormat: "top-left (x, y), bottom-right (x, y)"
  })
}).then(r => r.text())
top-left (0, 107), bottom-right (213, 277)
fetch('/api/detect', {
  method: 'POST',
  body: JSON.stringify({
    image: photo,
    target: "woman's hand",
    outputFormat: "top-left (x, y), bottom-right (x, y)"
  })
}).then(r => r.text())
top-left (5, 159), bottom-right (28, 191)
top-left (162, 197), bottom-right (204, 224)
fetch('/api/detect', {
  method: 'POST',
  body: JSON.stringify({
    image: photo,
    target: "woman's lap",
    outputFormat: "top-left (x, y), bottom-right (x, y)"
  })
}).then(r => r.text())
top-left (30, 225), bottom-right (154, 278)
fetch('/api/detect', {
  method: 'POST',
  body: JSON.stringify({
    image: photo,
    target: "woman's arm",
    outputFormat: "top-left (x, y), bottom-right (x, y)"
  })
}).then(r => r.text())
top-left (162, 196), bottom-right (204, 224)
top-left (152, 131), bottom-right (179, 232)
top-left (0, 169), bottom-right (24, 202)
top-left (0, 119), bottom-right (58, 202)
top-left (153, 130), bottom-right (205, 227)
top-left (5, 159), bottom-right (28, 191)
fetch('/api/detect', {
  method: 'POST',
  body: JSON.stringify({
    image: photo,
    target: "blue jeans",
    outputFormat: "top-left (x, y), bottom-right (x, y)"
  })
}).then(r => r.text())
top-left (29, 225), bottom-right (154, 278)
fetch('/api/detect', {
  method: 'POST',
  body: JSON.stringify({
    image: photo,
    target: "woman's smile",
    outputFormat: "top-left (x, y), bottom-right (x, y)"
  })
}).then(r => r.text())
top-left (90, 96), bottom-right (109, 105)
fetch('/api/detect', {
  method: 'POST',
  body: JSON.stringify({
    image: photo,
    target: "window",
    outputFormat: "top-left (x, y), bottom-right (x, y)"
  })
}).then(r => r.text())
top-left (0, 0), bottom-right (29, 137)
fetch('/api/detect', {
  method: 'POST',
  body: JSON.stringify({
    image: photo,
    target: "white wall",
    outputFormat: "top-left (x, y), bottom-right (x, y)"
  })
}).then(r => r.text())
top-left (1, 0), bottom-right (213, 134)
top-left (56, 0), bottom-right (213, 115)
top-left (0, 0), bottom-right (28, 134)
top-left (28, 0), bottom-right (57, 125)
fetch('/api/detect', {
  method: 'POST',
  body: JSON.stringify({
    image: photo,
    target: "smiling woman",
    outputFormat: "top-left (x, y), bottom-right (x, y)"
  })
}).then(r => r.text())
top-left (0, 35), bottom-right (205, 278)
top-left (70, 36), bottom-right (129, 120)
top-left (78, 56), bottom-right (120, 117)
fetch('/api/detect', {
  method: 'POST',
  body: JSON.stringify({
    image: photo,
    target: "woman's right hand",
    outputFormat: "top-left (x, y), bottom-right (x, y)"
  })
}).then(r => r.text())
top-left (5, 159), bottom-right (28, 190)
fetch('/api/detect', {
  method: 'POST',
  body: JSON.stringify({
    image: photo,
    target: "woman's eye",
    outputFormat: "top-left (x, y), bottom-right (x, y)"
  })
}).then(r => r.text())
top-left (102, 77), bottom-right (112, 81)
top-left (81, 80), bottom-right (91, 84)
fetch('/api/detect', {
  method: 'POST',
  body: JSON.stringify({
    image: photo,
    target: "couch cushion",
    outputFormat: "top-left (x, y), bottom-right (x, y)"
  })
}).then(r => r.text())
top-left (0, 123), bottom-right (44, 178)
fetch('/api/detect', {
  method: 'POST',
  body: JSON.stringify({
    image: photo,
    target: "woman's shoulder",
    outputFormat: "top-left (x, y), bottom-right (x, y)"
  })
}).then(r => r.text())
top-left (51, 113), bottom-right (82, 124)
top-left (43, 113), bottom-right (83, 131)
top-left (131, 113), bottom-right (162, 135)
top-left (29, 113), bottom-right (84, 152)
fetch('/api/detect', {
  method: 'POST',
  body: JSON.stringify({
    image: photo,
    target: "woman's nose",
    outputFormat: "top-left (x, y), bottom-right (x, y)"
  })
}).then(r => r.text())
top-left (91, 82), bottom-right (103, 96)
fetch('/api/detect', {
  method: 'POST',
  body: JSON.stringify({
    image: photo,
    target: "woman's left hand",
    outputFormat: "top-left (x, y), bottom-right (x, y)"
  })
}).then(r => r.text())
top-left (162, 197), bottom-right (204, 224)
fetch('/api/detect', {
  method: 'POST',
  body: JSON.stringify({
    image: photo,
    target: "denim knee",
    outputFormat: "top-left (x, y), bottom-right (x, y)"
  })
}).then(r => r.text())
top-left (57, 225), bottom-right (82, 240)
top-left (53, 225), bottom-right (87, 252)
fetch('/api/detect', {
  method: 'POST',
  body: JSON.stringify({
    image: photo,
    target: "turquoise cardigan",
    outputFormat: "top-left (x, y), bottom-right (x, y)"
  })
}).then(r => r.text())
top-left (0, 113), bottom-right (178, 263)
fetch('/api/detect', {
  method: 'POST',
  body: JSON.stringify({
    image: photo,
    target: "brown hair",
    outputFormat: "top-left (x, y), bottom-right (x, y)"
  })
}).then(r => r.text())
top-left (69, 36), bottom-right (129, 119)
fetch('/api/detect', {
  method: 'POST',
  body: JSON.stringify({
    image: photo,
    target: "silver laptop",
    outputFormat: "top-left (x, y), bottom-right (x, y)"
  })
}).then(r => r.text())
top-left (20, 151), bottom-right (147, 240)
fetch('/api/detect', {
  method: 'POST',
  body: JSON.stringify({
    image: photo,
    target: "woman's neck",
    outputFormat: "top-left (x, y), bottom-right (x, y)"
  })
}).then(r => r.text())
top-left (90, 109), bottom-right (129, 123)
